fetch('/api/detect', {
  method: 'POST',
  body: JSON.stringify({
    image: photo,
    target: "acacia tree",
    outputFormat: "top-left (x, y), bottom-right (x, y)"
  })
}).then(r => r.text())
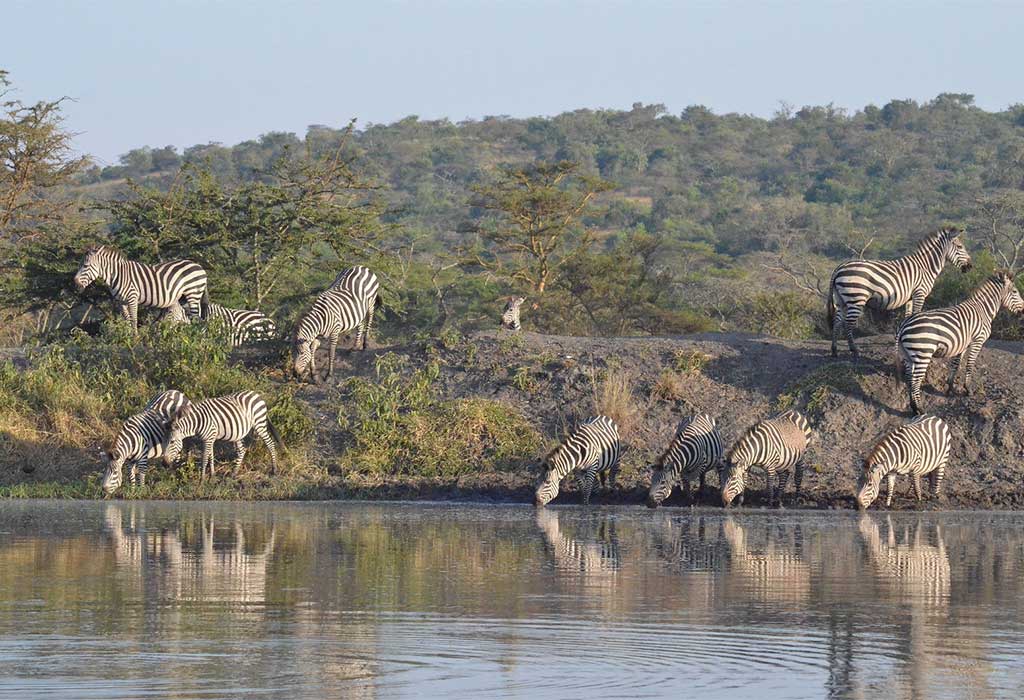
top-left (973, 189), bottom-right (1024, 276)
top-left (461, 160), bottom-right (613, 296)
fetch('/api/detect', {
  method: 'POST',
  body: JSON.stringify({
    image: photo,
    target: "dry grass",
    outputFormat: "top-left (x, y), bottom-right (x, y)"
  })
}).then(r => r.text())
top-left (591, 367), bottom-right (642, 439)
top-left (652, 369), bottom-right (687, 402)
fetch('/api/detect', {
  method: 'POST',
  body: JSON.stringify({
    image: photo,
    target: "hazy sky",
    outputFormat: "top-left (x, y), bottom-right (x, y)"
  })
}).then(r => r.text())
top-left (6, 0), bottom-right (1022, 164)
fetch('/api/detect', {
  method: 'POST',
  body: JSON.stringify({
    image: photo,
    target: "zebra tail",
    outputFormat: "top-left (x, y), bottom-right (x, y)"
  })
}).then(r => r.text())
top-left (826, 275), bottom-right (837, 332)
top-left (200, 288), bottom-right (210, 320)
top-left (267, 418), bottom-right (283, 451)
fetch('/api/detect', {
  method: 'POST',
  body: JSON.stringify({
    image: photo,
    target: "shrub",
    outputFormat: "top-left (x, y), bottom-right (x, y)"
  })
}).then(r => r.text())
top-left (592, 367), bottom-right (642, 438)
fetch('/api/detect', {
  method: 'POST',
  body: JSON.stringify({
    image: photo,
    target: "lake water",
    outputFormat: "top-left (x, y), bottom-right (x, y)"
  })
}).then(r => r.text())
top-left (0, 502), bottom-right (1021, 699)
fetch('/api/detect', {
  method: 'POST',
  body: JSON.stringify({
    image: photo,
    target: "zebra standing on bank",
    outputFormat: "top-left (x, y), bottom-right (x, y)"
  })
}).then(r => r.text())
top-left (646, 414), bottom-right (725, 508)
top-left (205, 302), bottom-right (277, 346)
top-left (162, 390), bottom-right (281, 479)
top-left (291, 285), bottom-right (374, 383)
top-left (329, 266), bottom-right (381, 350)
top-left (722, 410), bottom-right (811, 508)
top-left (501, 296), bottom-right (526, 331)
top-left (102, 390), bottom-right (189, 495)
top-left (897, 272), bottom-right (1024, 414)
top-left (74, 246), bottom-right (209, 329)
top-left (856, 415), bottom-right (950, 510)
top-left (535, 416), bottom-right (621, 507)
top-left (828, 227), bottom-right (972, 358)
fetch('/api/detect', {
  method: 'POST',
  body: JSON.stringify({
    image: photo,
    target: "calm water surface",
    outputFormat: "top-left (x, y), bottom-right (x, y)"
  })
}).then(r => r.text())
top-left (0, 501), bottom-right (1021, 699)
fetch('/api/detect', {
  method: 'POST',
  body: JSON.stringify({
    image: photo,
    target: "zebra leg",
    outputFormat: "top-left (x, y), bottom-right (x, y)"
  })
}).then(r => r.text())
top-left (256, 424), bottom-right (279, 474)
top-left (911, 289), bottom-right (926, 315)
top-left (961, 340), bottom-right (985, 396)
top-left (912, 475), bottom-right (923, 503)
top-left (326, 332), bottom-right (340, 380)
top-left (128, 461), bottom-right (139, 487)
top-left (831, 304), bottom-right (842, 357)
top-left (232, 441), bottom-right (247, 472)
top-left (932, 462), bottom-right (946, 498)
top-left (364, 303), bottom-right (376, 350)
top-left (793, 461), bottom-right (803, 505)
top-left (202, 439), bottom-right (215, 480)
top-left (946, 357), bottom-right (962, 396)
top-left (843, 303), bottom-right (863, 358)
top-left (885, 473), bottom-right (896, 507)
top-left (580, 468), bottom-right (598, 505)
top-left (907, 357), bottom-right (931, 415)
top-left (776, 470), bottom-right (790, 509)
top-left (137, 456), bottom-right (147, 488)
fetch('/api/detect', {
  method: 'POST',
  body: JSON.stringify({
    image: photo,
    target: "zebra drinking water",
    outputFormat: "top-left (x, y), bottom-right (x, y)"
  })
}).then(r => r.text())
top-left (646, 414), bottom-right (724, 508)
top-left (722, 410), bottom-right (811, 508)
top-left (856, 415), bottom-right (950, 509)
top-left (828, 227), bottom-right (972, 358)
top-left (897, 272), bottom-right (1024, 414)
top-left (501, 296), bottom-right (526, 331)
top-left (162, 390), bottom-right (281, 478)
top-left (535, 416), bottom-right (621, 507)
top-left (74, 246), bottom-right (209, 329)
top-left (329, 266), bottom-right (381, 350)
top-left (102, 390), bottom-right (189, 495)
top-left (291, 286), bottom-right (374, 383)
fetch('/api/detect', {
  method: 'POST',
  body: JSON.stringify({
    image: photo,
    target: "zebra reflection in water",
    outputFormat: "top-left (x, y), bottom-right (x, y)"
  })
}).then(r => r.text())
top-left (535, 510), bottom-right (620, 591)
top-left (720, 518), bottom-right (812, 604)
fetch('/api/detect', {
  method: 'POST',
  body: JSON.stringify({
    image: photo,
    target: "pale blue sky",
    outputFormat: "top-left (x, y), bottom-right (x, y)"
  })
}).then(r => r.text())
top-left (6, 0), bottom-right (1022, 164)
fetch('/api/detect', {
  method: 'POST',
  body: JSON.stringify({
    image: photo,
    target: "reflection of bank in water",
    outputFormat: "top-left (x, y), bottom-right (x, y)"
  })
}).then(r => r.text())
top-left (104, 504), bottom-right (275, 604)
top-left (721, 518), bottom-right (811, 604)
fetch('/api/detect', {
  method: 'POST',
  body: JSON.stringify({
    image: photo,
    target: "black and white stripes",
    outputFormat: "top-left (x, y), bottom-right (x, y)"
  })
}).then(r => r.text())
top-left (74, 246), bottom-right (209, 329)
top-left (646, 414), bottom-right (724, 508)
top-left (828, 227), bottom-right (972, 357)
top-left (897, 273), bottom-right (1024, 414)
top-left (856, 415), bottom-right (950, 509)
top-left (501, 296), bottom-right (526, 331)
top-left (535, 416), bottom-right (621, 506)
top-left (205, 302), bottom-right (277, 347)
top-left (162, 390), bottom-right (281, 478)
top-left (329, 266), bottom-right (381, 351)
top-left (722, 410), bottom-right (811, 508)
top-left (102, 390), bottom-right (189, 495)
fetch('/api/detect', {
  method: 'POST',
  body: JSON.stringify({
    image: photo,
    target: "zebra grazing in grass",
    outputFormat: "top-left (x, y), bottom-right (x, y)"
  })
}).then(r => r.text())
top-left (205, 302), bottom-right (277, 347)
top-left (329, 266), bottom-right (381, 350)
top-left (162, 390), bottom-right (281, 479)
top-left (292, 286), bottom-right (374, 383)
top-left (856, 415), bottom-right (950, 510)
top-left (535, 416), bottom-right (622, 507)
top-left (74, 246), bottom-right (209, 329)
top-left (102, 390), bottom-right (189, 495)
top-left (897, 272), bottom-right (1024, 415)
top-left (646, 414), bottom-right (725, 508)
top-left (160, 302), bottom-right (191, 325)
top-left (501, 296), bottom-right (526, 331)
top-left (722, 410), bottom-right (811, 508)
top-left (828, 227), bottom-right (972, 358)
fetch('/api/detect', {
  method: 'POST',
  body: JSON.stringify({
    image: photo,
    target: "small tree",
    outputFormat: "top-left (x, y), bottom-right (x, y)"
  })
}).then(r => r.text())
top-left (973, 190), bottom-right (1024, 276)
top-left (461, 160), bottom-right (613, 296)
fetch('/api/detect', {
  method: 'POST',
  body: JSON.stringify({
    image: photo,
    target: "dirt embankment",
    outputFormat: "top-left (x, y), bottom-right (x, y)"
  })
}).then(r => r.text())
top-left (288, 329), bottom-right (1024, 509)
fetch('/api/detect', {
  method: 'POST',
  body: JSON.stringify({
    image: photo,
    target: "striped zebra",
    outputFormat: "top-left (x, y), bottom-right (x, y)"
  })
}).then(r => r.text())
top-left (160, 302), bottom-right (191, 325)
top-left (535, 416), bottom-right (622, 507)
top-left (205, 302), bottom-right (276, 346)
top-left (74, 246), bottom-right (209, 329)
top-left (291, 286), bottom-right (374, 383)
top-left (329, 266), bottom-right (381, 351)
top-left (856, 415), bottom-right (950, 509)
top-left (102, 390), bottom-right (189, 495)
top-left (501, 296), bottom-right (526, 331)
top-left (722, 410), bottom-right (811, 508)
top-left (897, 272), bottom-right (1024, 414)
top-left (646, 414), bottom-right (725, 508)
top-left (162, 390), bottom-right (281, 478)
top-left (828, 227), bottom-right (972, 358)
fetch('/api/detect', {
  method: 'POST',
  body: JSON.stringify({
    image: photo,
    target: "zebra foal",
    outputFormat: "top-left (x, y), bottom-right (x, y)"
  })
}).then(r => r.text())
top-left (501, 296), bottom-right (526, 331)
top-left (722, 410), bottom-right (811, 508)
top-left (828, 227), bottom-right (971, 357)
top-left (897, 272), bottom-right (1024, 414)
top-left (162, 390), bottom-right (281, 478)
top-left (535, 416), bottom-right (621, 507)
top-left (856, 415), bottom-right (950, 510)
top-left (74, 246), bottom-right (209, 329)
top-left (102, 390), bottom-right (189, 495)
top-left (646, 414), bottom-right (724, 508)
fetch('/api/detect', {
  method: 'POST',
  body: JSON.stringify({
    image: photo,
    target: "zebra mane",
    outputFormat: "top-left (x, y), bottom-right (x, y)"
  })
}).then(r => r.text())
top-left (727, 421), bottom-right (763, 461)
top-left (969, 273), bottom-right (1012, 301)
top-left (90, 244), bottom-right (124, 258)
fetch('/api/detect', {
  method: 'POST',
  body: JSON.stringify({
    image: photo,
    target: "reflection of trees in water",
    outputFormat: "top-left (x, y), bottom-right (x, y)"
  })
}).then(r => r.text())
top-left (721, 518), bottom-right (811, 604)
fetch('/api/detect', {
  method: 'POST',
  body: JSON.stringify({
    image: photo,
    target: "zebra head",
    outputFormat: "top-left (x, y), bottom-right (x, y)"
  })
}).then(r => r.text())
top-left (721, 462), bottom-right (747, 507)
top-left (74, 247), bottom-right (107, 292)
top-left (855, 466), bottom-right (885, 510)
top-left (998, 273), bottom-right (1024, 314)
top-left (291, 336), bottom-right (321, 382)
top-left (940, 229), bottom-right (972, 273)
top-left (646, 458), bottom-right (676, 509)
top-left (535, 447), bottom-right (566, 507)
top-left (100, 448), bottom-right (125, 495)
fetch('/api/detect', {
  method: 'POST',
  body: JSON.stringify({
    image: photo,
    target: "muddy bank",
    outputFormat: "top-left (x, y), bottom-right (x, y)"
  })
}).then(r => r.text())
top-left (289, 329), bottom-right (1024, 510)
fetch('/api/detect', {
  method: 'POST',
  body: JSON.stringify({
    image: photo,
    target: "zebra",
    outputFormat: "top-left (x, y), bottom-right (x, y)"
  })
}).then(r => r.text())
top-left (722, 410), bottom-right (811, 508)
top-left (501, 296), bottom-right (526, 331)
top-left (162, 390), bottom-right (281, 479)
top-left (291, 286), bottom-right (373, 383)
top-left (897, 272), bottom-right (1024, 414)
top-left (828, 227), bottom-right (972, 358)
top-left (101, 390), bottom-right (189, 495)
top-left (329, 266), bottom-right (381, 351)
top-left (535, 416), bottom-right (621, 507)
top-left (856, 415), bottom-right (950, 509)
top-left (159, 302), bottom-right (191, 325)
top-left (205, 302), bottom-right (277, 347)
top-left (646, 414), bottom-right (725, 508)
top-left (73, 246), bottom-right (209, 329)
